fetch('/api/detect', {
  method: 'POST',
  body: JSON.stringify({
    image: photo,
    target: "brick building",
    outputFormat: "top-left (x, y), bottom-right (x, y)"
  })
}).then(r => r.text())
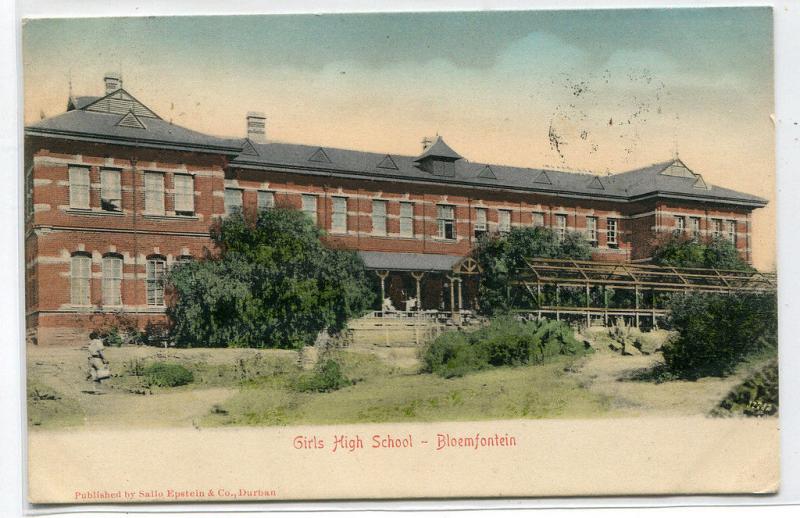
top-left (24, 74), bottom-right (768, 345)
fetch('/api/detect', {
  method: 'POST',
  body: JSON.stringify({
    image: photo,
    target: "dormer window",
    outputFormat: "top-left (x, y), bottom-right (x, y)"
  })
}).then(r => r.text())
top-left (414, 136), bottom-right (462, 178)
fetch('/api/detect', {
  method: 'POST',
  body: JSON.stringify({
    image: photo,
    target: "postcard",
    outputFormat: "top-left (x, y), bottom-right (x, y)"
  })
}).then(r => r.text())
top-left (22, 6), bottom-right (778, 504)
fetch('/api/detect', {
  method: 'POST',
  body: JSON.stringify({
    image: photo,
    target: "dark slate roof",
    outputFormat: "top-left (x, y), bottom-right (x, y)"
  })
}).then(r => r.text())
top-left (231, 141), bottom-right (768, 207)
top-left (414, 136), bottom-right (463, 161)
top-left (359, 251), bottom-right (463, 272)
top-left (26, 109), bottom-right (242, 155)
top-left (67, 96), bottom-right (100, 110)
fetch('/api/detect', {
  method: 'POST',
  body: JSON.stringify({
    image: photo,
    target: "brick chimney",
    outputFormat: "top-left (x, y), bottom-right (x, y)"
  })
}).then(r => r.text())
top-left (104, 72), bottom-right (122, 94)
top-left (246, 112), bottom-right (267, 143)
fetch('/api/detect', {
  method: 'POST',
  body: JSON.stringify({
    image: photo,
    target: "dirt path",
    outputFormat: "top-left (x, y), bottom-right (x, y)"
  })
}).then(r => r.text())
top-left (572, 349), bottom-right (747, 416)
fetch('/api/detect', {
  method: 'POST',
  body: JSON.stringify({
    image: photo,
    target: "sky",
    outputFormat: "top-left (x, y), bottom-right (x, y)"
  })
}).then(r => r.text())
top-left (21, 8), bottom-right (776, 269)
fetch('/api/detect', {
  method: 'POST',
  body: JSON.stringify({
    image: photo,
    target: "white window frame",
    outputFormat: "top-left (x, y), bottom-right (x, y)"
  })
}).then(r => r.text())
top-left (586, 216), bottom-right (598, 243)
top-left (102, 255), bottom-right (123, 306)
top-left (173, 174), bottom-right (195, 215)
top-left (100, 168), bottom-right (122, 212)
top-left (144, 172), bottom-right (165, 215)
top-left (727, 220), bottom-right (737, 244)
top-left (712, 218), bottom-right (723, 239)
top-left (555, 214), bottom-right (567, 240)
top-left (532, 212), bottom-right (545, 228)
top-left (372, 199), bottom-right (387, 236)
top-left (257, 190), bottom-right (275, 212)
top-left (146, 257), bottom-right (166, 306)
top-left (301, 194), bottom-right (318, 223)
top-left (69, 166), bottom-right (90, 210)
top-left (474, 207), bottom-right (487, 237)
top-left (400, 202), bottom-right (414, 238)
top-left (674, 215), bottom-right (686, 235)
top-left (607, 218), bottom-right (618, 246)
top-left (331, 196), bottom-right (348, 233)
top-left (690, 217), bottom-right (701, 239)
top-left (498, 209), bottom-right (511, 234)
top-left (224, 188), bottom-right (243, 216)
top-left (70, 254), bottom-right (91, 305)
top-left (437, 204), bottom-right (456, 240)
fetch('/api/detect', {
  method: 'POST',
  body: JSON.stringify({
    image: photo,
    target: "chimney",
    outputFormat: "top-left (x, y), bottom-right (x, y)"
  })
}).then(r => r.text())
top-left (104, 72), bottom-right (122, 94)
top-left (246, 111), bottom-right (267, 143)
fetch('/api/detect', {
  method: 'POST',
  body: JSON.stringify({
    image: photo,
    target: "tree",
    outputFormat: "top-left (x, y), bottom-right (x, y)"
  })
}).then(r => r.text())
top-left (473, 227), bottom-right (592, 315)
top-left (651, 232), bottom-right (751, 270)
top-left (166, 208), bottom-right (375, 348)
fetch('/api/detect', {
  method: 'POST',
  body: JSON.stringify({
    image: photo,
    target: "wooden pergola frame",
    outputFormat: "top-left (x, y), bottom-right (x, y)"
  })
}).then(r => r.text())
top-left (513, 257), bottom-right (776, 328)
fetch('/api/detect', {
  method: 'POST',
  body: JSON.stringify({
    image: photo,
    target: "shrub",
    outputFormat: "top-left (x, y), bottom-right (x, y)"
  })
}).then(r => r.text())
top-left (143, 362), bottom-right (194, 387)
top-left (421, 316), bottom-right (587, 378)
top-left (473, 227), bottom-right (592, 315)
top-left (662, 292), bottom-right (777, 379)
top-left (651, 233), bottom-right (751, 271)
top-left (295, 358), bottom-right (351, 392)
top-left (167, 209), bottom-right (375, 348)
top-left (711, 360), bottom-right (778, 417)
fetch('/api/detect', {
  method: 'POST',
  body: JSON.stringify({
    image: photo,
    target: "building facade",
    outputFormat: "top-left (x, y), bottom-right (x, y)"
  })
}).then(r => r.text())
top-left (24, 74), bottom-right (768, 345)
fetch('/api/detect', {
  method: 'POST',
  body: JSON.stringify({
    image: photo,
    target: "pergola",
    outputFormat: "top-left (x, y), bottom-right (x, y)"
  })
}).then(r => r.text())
top-left (513, 257), bottom-right (776, 328)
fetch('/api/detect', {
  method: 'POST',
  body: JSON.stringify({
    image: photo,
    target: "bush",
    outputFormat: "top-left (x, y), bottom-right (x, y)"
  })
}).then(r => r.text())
top-left (712, 360), bottom-right (778, 417)
top-left (473, 227), bottom-right (592, 315)
top-left (167, 209), bottom-right (375, 348)
top-left (651, 233), bottom-right (751, 271)
top-left (143, 362), bottom-right (194, 387)
top-left (662, 292), bottom-right (777, 379)
top-left (421, 316), bottom-right (588, 378)
top-left (295, 358), bottom-right (351, 392)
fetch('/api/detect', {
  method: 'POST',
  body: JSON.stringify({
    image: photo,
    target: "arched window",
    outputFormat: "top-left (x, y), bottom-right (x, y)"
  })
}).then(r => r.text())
top-left (146, 255), bottom-right (166, 306)
top-left (70, 252), bottom-right (92, 305)
top-left (102, 254), bottom-right (123, 306)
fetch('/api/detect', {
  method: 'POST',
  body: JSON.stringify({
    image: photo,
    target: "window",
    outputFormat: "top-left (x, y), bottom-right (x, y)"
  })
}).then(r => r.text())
top-left (25, 169), bottom-right (33, 218)
top-left (586, 216), bottom-right (598, 244)
top-left (607, 218), bottom-right (618, 246)
top-left (498, 209), bottom-right (511, 234)
top-left (712, 218), bottom-right (723, 239)
top-left (144, 172), bottom-right (165, 215)
top-left (400, 202), bottom-right (414, 238)
top-left (224, 188), bottom-right (243, 216)
top-left (174, 174), bottom-right (194, 216)
top-left (332, 197), bottom-right (348, 233)
top-left (70, 254), bottom-right (91, 305)
top-left (555, 214), bottom-right (567, 240)
top-left (437, 205), bottom-right (456, 240)
top-left (689, 217), bottom-right (701, 239)
top-left (674, 216), bottom-right (686, 235)
top-left (474, 207), bottom-right (487, 238)
top-left (257, 191), bottom-right (274, 212)
top-left (532, 212), bottom-right (545, 228)
top-left (372, 200), bottom-right (387, 236)
top-left (146, 257), bottom-right (166, 306)
top-left (100, 169), bottom-right (121, 212)
top-left (102, 255), bottom-right (122, 306)
top-left (68, 166), bottom-right (90, 209)
top-left (727, 220), bottom-right (737, 244)
top-left (302, 194), bottom-right (317, 223)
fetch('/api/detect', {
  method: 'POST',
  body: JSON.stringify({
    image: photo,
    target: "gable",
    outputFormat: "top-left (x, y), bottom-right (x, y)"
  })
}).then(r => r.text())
top-left (377, 154), bottom-right (398, 170)
top-left (240, 139), bottom-right (259, 156)
top-left (308, 147), bottom-right (332, 163)
top-left (478, 165), bottom-right (496, 179)
top-left (587, 176), bottom-right (604, 190)
top-left (115, 111), bottom-right (146, 129)
top-left (660, 161), bottom-right (695, 178)
top-left (533, 171), bottom-right (552, 185)
top-left (693, 175), bottom-right (710, 190)
top-left (84, 89), bottom-right (160, 119)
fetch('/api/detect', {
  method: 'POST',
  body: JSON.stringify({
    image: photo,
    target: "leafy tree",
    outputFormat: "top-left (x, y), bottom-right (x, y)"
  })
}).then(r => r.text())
top-left (166, 209), bottom-right (375, 348)
top-left (651, 233), bottom-right (751, 270)
top-left (473, 227), bottom-right (592, 315)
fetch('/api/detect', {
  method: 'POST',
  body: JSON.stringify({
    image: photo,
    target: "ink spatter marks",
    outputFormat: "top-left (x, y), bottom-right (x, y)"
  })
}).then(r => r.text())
top-left (546, 68), bottom-right (670, 164)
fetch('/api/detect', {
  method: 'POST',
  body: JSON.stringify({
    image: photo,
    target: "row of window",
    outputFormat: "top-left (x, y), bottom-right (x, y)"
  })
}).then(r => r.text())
top-left (68, 166), bottom-right (195, 216)
top-left (673, 216), bottom-right (737, 243)
top-left (223, 189), bottom-right (620, 244)
top-left (69, 254), bottom-right (189, 306)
